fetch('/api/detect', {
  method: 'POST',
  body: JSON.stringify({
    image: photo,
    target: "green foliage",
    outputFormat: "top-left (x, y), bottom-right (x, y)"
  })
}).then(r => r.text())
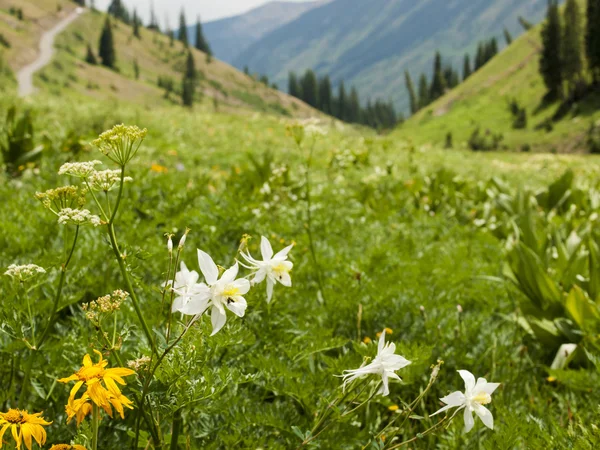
top-left (0, 107), bottom-right (42, 176)
top-left (85, 44), bottom-right (97, 65)
top-left (587, 120), bottom-right (600, 153)
top-left (194, 16), bottom-right (211, 55)
top-left (429, 51), bottom-right (446, 101)
top-left (462, 54), bottom-right (472, 81)
top-left (0, 33), bottom-right (10, 49)
top-left (405, 71), bottom-right (418, 115)
top-left (586, 0), bottom-right (600, 82)
top-left (468, 127), bottom-right (504, 151)
top-left (509, 98), bottom-right (528, 129)
top-left (178, 9), bottom-right (189, 47)
top-left (562, 0), bottom-right (585, 96)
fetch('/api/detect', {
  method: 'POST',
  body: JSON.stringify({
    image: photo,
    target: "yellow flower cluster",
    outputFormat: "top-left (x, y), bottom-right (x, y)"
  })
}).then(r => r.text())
top-left (58, 350), bottom-right (136, 425)
top-left (35, 186), bottom-right (87, 215)
top-left (82, 290), bottom-right (129, 324)
top-left (0, 408), bottom-right (51, 450)
top-left (92, 124), bottom-right (147, 167)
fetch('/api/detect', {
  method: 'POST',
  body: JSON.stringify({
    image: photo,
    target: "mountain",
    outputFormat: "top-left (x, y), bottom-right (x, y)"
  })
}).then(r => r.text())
top-left (396, 0), bottom-right (599, 153)
top-left (200, 0), bottom-right (331, 65)
top-left (0, 1), bottom-right (318, 117)
top-left (233, 0), bottom-right (561, 113)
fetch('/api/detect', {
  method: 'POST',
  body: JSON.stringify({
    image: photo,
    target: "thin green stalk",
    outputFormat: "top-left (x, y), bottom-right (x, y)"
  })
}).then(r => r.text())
top-left (85, 179), bottom-right (108, 221)
top-left (385, 409), bottom-right (461, 449)
top-left (38, 225), bottom-right (79, 349)
top-left (91, 403), bottom-right (100, 450)
top-left (170, 408), bottom-right (183, 450)
top-left (303, 140), bottom-right (327, 305)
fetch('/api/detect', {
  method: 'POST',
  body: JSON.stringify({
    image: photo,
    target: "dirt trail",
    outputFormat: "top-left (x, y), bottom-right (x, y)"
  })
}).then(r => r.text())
top-left (17, 8), bottom-right (85, 97)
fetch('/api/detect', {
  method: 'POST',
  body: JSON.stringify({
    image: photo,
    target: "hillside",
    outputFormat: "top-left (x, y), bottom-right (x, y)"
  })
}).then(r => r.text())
top-left (234, 0), bottom-right (559, 113)
top-left (202, 0), bottom-right (330, 65)
top-left (0, 1), bottom-right (318, 117)
top-left (396, 0), bottom-right (600, 153)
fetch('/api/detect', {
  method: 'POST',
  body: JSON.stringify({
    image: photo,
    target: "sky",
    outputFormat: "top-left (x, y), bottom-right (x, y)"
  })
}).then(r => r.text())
top-left (93, 0), bottom-right (314, 24)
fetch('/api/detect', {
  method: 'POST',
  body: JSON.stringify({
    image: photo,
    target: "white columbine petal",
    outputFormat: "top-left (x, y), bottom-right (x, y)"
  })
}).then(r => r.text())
top-left (431, 370), bottom-right (500, 433)
top-left (261, 236), bottom-right (274, 260)
top-left (198, 250), bottom-right (219, 285)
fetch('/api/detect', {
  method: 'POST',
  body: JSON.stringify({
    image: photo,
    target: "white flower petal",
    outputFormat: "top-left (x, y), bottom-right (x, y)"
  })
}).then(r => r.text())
top-left (266, 277), bottom-right (274, 302)
top-left (473, 404), bottom-right (494, 430)
top-left (440, 391), bottom-right (466, 408)
top-left (377, 330), bottom-right (387, 354)
top-left (261, 236), bottom-right (274, 260)
top-left (463, 406), bottom-right (475, 433)
top-left (226, 297), bottom-right (247, 317)
top-left (458, 370), bottom-right (476, 392)
top-left (273, 243), bottom-right (294, 260)
top-left (210, 307), bottom-right (227, 335)
top-left (232, 278), bottom-right (251, 295)
top-left (179, 293), bottom-right (211, 315)
top-left (221, 262), bottom-right (239, 284)
top-left (198, 250), bottom-right (219, 285)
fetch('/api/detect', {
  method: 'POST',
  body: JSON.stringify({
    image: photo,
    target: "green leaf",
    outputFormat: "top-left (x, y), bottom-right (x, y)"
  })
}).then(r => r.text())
top-left (564, 285), bottom-right (600, 330)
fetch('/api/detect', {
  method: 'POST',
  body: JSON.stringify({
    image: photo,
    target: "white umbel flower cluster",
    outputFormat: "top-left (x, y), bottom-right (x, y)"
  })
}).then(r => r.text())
top-left (4, 264), bottom-right (46, 282)
top-left (58, 160), bottom-right (102, 178)
top-left (89, 169), bottom-right (133, 192)
top-left (57, 208), bottom-right (102, 227)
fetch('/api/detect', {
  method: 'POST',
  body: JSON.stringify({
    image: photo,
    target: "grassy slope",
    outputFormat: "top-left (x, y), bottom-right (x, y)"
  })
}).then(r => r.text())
top-left (0, 1), bottom-right (317, 118)
top-left (396, 0), bottom-right (600, 153)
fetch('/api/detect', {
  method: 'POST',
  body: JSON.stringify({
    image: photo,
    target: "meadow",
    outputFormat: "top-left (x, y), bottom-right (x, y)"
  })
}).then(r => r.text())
top-left (1, 90), bottom-right (600, 449)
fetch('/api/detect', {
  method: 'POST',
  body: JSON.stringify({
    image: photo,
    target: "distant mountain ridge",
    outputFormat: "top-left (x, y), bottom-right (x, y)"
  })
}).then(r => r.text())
top-left (200, 0), bottom-right (331, 65)
top-left (233, 0), bottom-right (562, 112)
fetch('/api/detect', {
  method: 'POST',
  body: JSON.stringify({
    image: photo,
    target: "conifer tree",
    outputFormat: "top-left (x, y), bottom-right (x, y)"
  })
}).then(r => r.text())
top-left (586, 0), bottom-right (600, 82)
top-left (348, 87), bottom-right (360, 123)
top-left (429, 51), bottom-right (446, 100)
top-left (562, 0), bottom-right (584, 95)
top-left (288, 72), bottom-right (298, 96)
top-left (133, 58), bottom-right (140, 79)
top-left (540, 0), bottom-right (563, 98)
top-left (490, 38), bottom-right (499, 56)
top-left (318, 75), bottom-right (332, 114)
top-left (85, 43), bottom-right (97, 65)
top-left (182, 50), bottom-right (195, 107)
top-left (178, 9), bottom-right (189, 47)
top-left (98, 17), bottom-right (116, 69)
top-left (108, 0), bottom-right (130, 24)
top-left (148, 1), bottom-right (160, 31)
top-left (195, 16), bottom-right (211, 56)
top-left (475, 43), bottom-right (484, 70)
top-left (404, 71), bottom-right (418, 114)
top-left (300, 70), bottom-right (318, 107)
top-left (133, 9), bottom-right (141, 39)
top-left (463, 54), bottom-right (472, 80)
top-left (418, 73), bottom-right (429, 108)
top-left (337, 81), bottom-right (347, 121)
top-left (504, 28), bottom-right (513, 45)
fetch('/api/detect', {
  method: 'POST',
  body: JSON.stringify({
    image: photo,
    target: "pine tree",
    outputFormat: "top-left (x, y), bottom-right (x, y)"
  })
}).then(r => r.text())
top-left (300, 70), bottom-right (318, 107)
top-left (337, 81), bottom-right (347, 121)
top-left (133, 59), bottom-right (140, 79)
top-left (195, 16), bottom-right (211, 55)
top-left (148, 1), bottom-right (160, 31)
top-left (178, 9), bottom-right (188, 47)
top-left (475, 43), bottom-right (484, 70)
top-left (418, 73), bottom-right (429, 108)
top-left (540, 0), bottom-right (564, 98)
top-left (133, 9), bottom-right (141, 39)
top-left (463, 54), bottom-right (472, 80)
top-left (429, 51), bottom-right (446, 100)
top-left (490, 37), bottom-right (499, 57)
top-left (562, 0), bottom-right (584, 95)
top-left (98, 17), bottom-right (116, 69)
top-left (504, 28), bottom-right (513, 46)
top-left (85, 43), bottom-right (97, 65)
top-left (348, 87), bottom-right (360, 123)
top-left (108, 0), bottom-right (130, 24)
top-left (182, 50), bottom-right (195, 107)
top-left (404, 71), bottom-right (418, 114)
top-left (586, 0), bottom-right (600, 82)
top-left (318, 76), bottom-right (332, 114)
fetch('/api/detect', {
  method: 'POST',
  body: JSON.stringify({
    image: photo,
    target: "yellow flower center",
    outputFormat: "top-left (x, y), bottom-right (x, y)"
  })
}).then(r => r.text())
top-left (273, 263), bottom-right (290, 275)
top-left (3, 409), bottom-right (27, 424)
top-left (222, 286), bottom-right (240, 298)
top-left (77, 366), bottom-right (105, 381)
top-left (50, 445), bottom-right (72, 450)
top-left (472, 392), bottom-right (492, 405)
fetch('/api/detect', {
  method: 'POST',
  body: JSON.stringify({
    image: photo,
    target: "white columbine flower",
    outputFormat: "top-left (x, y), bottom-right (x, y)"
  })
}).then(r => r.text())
top-left (240, 236), bottom-right (293, 302)
top-left (168, 262), bottom-right (208, 313)
top-left (57, 208), bottom-right (102, 227)
top-left (178, 250), bottom-right (250, 336)
top-left (431, 370), bottom-right (500, 433)
top-left (58, 160), bottom-right (102, 178)
top-left (342, 330), bottom-right (411, 397)
top-left (4, 264), bottom-right (46, 282)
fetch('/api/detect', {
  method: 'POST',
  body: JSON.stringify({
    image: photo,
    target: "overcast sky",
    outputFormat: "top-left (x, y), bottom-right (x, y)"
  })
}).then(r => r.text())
top-left (93, 0), bottom-right (313, 24)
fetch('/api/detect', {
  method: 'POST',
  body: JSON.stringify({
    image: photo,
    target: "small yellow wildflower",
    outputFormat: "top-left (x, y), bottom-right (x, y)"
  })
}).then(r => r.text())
top-left (49, 444), bottom-right (87, 450)
top-left (0, 409), bottom-right (51, 450)
top-left (59, 350), bottom-right (135, 422)
top-left (93, 124), bottom-right (147, 166)
top-left (150, 163), bottom-right (168, 174)
top-left (376, 328), bottom-right (393, 338)
top-left (363, 336), bottom-right (372, 344)
top-left (388, 405), bottom-right (399, 412)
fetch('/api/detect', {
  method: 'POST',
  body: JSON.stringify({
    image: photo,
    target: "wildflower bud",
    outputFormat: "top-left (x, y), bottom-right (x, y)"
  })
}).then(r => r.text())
top-left (167, 235), bottom-right (173, 253)
top-left (457, 304), bottom-right (463, 313)
top-left (179, 229), bottom-right (190, 248)
top-left (419, 305), bottom-right (425, 313)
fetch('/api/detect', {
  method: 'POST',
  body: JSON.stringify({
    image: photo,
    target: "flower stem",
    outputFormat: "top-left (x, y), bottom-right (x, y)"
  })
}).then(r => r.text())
top-left (91, 403), bottom-right (100, 450)
top-left (170, 408), bottom-right (183, 450)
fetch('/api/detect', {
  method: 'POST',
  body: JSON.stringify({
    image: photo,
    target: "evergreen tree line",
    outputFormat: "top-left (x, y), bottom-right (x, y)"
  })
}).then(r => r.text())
top-left (288, 70), bottom-right (398, 129)
top-left (405, 39), bottom-right (500, 116)
top-left (540, 0), bottom-right (600, 100)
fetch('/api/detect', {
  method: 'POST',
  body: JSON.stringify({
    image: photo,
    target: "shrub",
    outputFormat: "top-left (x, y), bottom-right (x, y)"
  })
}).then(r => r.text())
top-left (587, 120), bottom-right (600, 154)
top-left (468, 127), bottom-right (503, 151)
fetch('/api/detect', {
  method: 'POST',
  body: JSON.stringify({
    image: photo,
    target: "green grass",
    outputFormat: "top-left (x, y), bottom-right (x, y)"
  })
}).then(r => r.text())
top-left (1, 91), bottom-right (600, 448)
top-left (397, 0), bottom-right (600, 153)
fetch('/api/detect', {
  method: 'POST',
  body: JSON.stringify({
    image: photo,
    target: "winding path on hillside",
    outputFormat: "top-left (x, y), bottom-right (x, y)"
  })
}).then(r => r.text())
top-left (17, 7), bottom-right (85, 97)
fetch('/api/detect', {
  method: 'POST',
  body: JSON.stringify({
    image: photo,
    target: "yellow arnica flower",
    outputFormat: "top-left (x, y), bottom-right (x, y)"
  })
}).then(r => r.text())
top-left (58, 350), bottom-right (135, 422)
top-left (0, 409), bottom-right (51, 450)
top-left (49, 445), bottom-right (87, 450)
